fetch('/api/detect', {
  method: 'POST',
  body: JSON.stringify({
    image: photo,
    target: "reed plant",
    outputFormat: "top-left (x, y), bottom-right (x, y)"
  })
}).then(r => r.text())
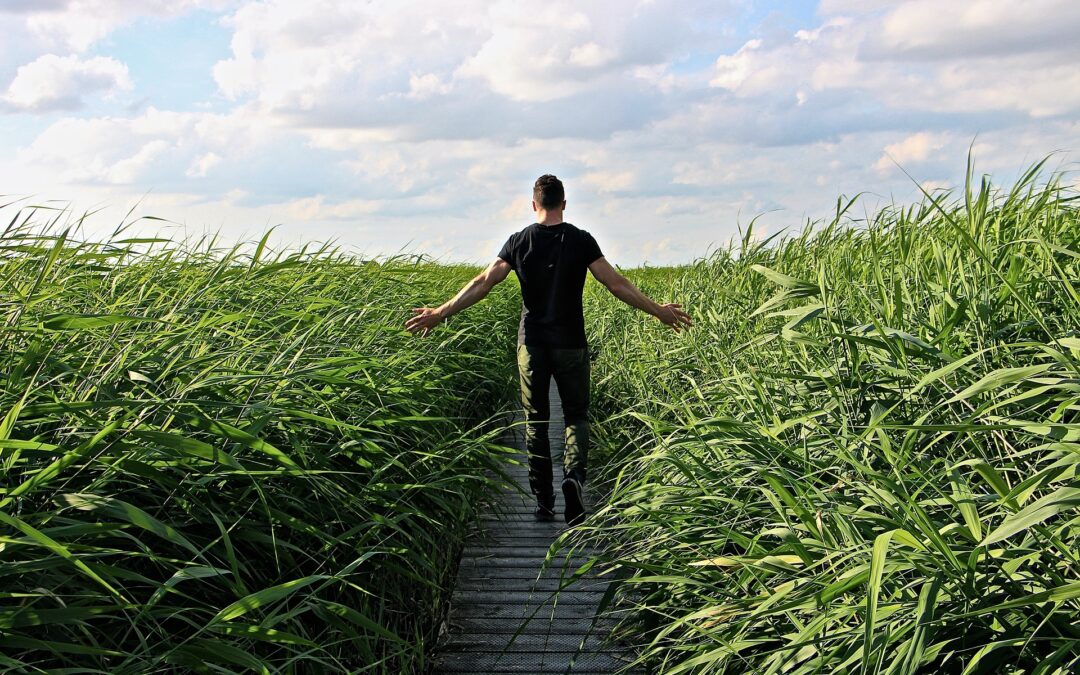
top-left (0, 207), bottom-right (518, 673)
top-left (578, 161), bottom-right (1080, 674)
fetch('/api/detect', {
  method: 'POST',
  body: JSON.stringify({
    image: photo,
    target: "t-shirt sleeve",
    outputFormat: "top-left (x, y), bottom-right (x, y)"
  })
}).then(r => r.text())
top-left (581, 231), bottom-right (603, 265)
top-left (497, 234), bottom-right (516, 268)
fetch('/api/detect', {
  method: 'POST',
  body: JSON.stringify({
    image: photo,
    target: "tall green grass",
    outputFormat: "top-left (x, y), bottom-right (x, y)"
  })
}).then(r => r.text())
top-left (5, 160), bottom-right (1077, 674)
top-left (578, 162), bottom-right (1080, 673)
top-left (0, 208), bottom-right (517, 672)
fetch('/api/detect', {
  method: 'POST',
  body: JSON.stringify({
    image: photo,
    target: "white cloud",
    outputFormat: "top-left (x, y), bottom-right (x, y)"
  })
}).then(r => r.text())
top-left (2, 1), bottom-right (1079, 267)
top-left (3, 53), bottom-right (130, 111)
top-left (453, 0), bottom-right (721, 102)
top-left (583, 170), bottom-right (636, 193)
top-left (454, 3), bottom-right (598, 101)
top-left (19, 106), bottom-right (270, 185)
top-left (186, 151), bottom-right (221, 178)
top-left (496, 196), bottom-right (533, 224)
top-left (278, 194), bottom-right (381, 221)
top-left (406, 73), bottom-right (451, 100)
top-left (817, 0), bottom-right (894, 14)
top-left (213, 0), bottom-right (726, 123)
top-left (874, 132), bottom-right (949, 174)
top-left (707, 3), bottom-right (1080, 120)
top-left (106, 140), bottom-right (170, 184)
top-left (710, 39), bottom-right (765, 91)
top-left (874, 0), bottom-right (1080, 60)
top-left (341, 147), bottom-right (424, 194)
top-left (920, 179), bottom-right (951, 192)
top-left (640, 237), bottom-right (672, 261)
top-left (632, 63), bottom-right (677, 92)
top-left (568, 42), bottom-right (617, 68)
top-left (212, 0), bottom-right (486, 108)
top-left (22, 0), bottom-right (236, 52)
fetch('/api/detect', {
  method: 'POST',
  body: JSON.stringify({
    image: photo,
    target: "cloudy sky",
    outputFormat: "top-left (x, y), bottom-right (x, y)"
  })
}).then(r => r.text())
top-left (2, 1), bottom-right (1079, 264)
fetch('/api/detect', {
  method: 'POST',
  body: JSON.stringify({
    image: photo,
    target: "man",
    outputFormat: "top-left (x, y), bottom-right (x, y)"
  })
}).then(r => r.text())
top-left (405, 174), bottom-right (692, 525)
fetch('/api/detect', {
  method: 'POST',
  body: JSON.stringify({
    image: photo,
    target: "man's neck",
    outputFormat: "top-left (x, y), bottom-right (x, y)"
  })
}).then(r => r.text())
top-left (536, 210), bottom-right (564, 226)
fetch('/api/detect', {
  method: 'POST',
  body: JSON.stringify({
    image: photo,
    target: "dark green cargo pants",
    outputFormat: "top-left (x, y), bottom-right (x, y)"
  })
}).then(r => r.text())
top-left (516, 343), bottom-right (590, 498)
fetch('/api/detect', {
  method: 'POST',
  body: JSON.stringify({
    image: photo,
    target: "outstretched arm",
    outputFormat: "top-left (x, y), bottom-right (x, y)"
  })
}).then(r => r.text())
top-left (405, 258), bottom-right (512, 336)
top-left (588, 257), bottom-right (693, 332)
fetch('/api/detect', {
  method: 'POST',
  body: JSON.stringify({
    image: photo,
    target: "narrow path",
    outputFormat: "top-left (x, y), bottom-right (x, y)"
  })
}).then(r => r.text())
top-left (433, 381), bottom-right (640, 675)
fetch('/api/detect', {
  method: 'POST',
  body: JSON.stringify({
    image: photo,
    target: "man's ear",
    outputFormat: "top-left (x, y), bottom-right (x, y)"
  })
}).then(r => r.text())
top-left (531, 200), bottom-right (538, 212)
top-left (561, 200), bottom-right (567, 209)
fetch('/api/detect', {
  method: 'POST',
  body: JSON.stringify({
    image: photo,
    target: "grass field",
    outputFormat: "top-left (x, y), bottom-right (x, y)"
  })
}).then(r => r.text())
top-left (577, 162), bottom-right (1080, 674)
top-left (1, 159), bottom-right (1078, 674)
top-left (0, 213), bottom-right (518, 672)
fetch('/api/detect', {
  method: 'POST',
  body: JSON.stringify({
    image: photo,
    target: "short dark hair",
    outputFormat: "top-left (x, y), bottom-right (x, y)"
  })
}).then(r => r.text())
top-left (533, 174), bottom-right (565, 210)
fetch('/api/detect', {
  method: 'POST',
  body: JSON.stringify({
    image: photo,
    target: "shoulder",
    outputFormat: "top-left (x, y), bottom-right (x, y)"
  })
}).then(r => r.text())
top-left (566, 223), bottom-right (599, 245)
top-left (504, 224), bottom-right (534, 243)
top-left (563, 222), bottom-right (592, 238)
top-left (498, 224), bottom-right (533, 259)
top-left (565, 223), bottom-right (603, 264)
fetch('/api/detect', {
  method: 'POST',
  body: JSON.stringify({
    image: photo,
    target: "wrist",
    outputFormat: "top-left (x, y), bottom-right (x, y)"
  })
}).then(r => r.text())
top-left (434, 306), bottom-right (448, 321)
top-left (648, 302), bottom-right (663, 317)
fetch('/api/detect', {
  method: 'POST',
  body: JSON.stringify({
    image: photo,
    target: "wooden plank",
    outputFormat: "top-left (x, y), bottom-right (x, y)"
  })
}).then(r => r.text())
top-left (447, 615), bottom-right (618, 635)
top-left (434, 385), bottom-right (634, 674)
top-left (453, 577), bottom-right (612, 593)
top-left (467, 538), bottom-right (592, 549)
top-left (477, 513), bottom-right (559, 522)
top-left (460, 546), bottom-right (592, 559)
top-left (440, 632), bottom-right (625, 653)
top-left (472, 515), bottom-right (569, 525)
top-left (459, 553), bottom-right (594, 566)
top-left (486, 506), bottom-right (589, 515)
top-left (472, 523), bottom-right (589, 535)
top-left (454, 566), bottom-right (603, 581)
top-left (452, 569), bottom-right (609, 585)
top-left (461, 545), bottom-right (595, 556)
top-left (453, 580), bottom-right (606, 594)
top-left (435, 651), bottom-right (635, 672)
top-left (450, 602), bottom-right (613, 622)
top-left (464, 545), bottom-right (599, 555)
top-left (469, 535), bottom-right (591, 546)
top-left (457, 555), bottom-right (585, 570)
top-left (451, 590), bottom-right (605, 605)
top-left (461, 546), bottom-right (592, 559)
top-left (458, 557), bottom-right (593, 569)
top-left (464, 533), bottom-right (584, 543)
top-left (466, 539), bottom-right (587, 549)
top-left (445, 668), bottom-right (645, 675)
top-left (464, 540), bottom-right (594, 550)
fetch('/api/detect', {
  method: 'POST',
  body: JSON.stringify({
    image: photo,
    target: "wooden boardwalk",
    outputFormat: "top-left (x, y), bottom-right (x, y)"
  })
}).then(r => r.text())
top-left (434, 381), bottom-right (641, 675)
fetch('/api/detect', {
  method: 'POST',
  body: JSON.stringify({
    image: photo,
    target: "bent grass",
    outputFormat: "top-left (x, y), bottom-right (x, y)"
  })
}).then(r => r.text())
top-left (577, 161), bottom-right (1080, 674)
top-left (0, 209), bottom-right (518, 673)
top-left (2, 158), bottom-right (1078, 674)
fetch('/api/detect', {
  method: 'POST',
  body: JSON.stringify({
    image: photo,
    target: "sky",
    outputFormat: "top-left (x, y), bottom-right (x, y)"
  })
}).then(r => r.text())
top-left (2, 0), bottom-right (1079, 265)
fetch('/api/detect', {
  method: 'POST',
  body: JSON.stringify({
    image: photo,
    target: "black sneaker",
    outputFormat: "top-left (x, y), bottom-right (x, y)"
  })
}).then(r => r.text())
top-left (534, 493), bottom-right (556, 521)
top-left (561, 477), bottom-right (585, 526)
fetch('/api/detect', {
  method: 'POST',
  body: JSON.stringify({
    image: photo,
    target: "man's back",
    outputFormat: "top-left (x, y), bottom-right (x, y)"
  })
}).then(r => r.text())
top-left (404, 172), bottom-right (690, 526)
top-left (497, 221), bottom-right (603, 348)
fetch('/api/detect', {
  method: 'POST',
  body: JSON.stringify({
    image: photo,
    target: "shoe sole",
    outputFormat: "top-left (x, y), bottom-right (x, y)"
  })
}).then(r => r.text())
top-left (561, 478), bottom-right (585, 525)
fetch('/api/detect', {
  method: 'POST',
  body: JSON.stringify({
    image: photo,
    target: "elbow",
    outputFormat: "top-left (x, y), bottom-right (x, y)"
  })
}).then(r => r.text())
top-left (474, 275), bottom-right (495, 294)
top-left (606, 277), bottom-right (629, 296)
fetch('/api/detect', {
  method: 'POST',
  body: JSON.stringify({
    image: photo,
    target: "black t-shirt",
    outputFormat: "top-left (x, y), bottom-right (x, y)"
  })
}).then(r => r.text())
top-left (497, 222), bottom-right (604, 348)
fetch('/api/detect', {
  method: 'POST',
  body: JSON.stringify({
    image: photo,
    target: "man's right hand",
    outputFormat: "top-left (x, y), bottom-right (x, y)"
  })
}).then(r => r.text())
top-left (654, 303), bottom-right (693, 332)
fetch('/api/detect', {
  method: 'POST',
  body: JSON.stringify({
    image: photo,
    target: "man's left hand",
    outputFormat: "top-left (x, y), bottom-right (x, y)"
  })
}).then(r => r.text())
top-left (405, 308), bottom-right (444, 336)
